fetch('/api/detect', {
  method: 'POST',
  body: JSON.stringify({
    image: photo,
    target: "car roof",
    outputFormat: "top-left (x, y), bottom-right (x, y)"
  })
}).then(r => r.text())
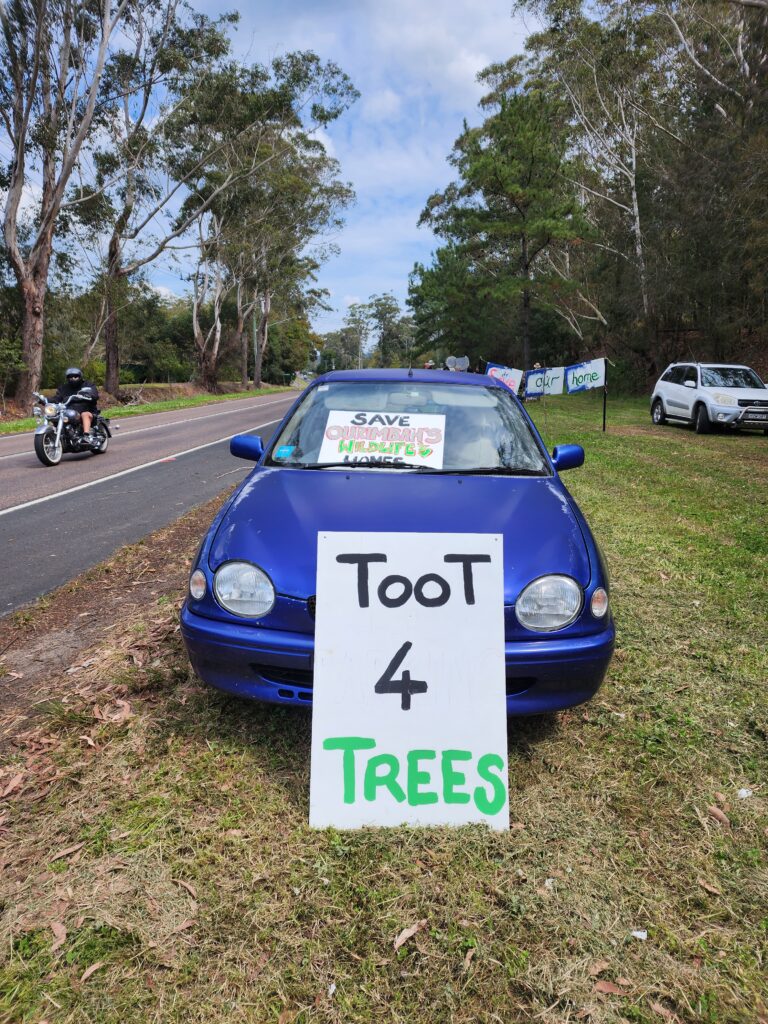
top-left (315, 368), bottom-right (497, 387)
top-left (668, 362), bottom-right (752, 369)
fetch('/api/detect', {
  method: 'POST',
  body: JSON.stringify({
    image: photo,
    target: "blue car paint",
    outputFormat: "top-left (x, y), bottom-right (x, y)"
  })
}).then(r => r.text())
top-left (180, 369), bottom-right (615, 714)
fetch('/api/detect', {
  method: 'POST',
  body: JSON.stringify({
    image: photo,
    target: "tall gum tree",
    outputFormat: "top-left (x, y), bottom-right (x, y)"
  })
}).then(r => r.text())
top-left (1, 0), bottom-right (131, 407)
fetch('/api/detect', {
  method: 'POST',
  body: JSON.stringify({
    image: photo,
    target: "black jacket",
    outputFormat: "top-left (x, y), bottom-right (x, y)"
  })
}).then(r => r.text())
top-left (51, 379), bottom-right (99, 413)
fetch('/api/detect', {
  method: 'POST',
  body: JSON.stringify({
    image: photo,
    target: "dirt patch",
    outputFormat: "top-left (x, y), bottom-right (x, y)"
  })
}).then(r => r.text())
top-left (0, 492), bottom-right (231, 747)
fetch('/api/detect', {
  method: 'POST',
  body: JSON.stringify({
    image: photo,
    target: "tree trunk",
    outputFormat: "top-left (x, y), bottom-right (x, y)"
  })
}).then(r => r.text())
top-left (199, 347), bottom-right (218, 391)
top-left (15, 275), bottom-right (48, 409)
top-left (104, 293), bottom-right (120, 395)
top-left (236, 314), bottom-right (247, 388)
top-left (521, 236), bottom-right (531, 368)
top-left (254, 293), bottom-right (271, 388)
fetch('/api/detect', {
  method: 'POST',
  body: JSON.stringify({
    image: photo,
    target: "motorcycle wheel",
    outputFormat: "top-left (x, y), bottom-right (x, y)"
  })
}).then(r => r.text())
top-left (34, 430), bottom-right (63, 466)
top-left (91, 423), bottom-right (109, 454)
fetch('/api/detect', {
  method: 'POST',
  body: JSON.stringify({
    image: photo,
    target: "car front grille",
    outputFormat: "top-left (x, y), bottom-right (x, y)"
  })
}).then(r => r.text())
top-left (738, 398), bottom-right (768, 408)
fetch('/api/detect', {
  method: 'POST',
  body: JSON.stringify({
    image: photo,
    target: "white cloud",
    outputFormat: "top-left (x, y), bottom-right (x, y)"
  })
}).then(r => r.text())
top-left (361, 87), bottom-right (402, 122)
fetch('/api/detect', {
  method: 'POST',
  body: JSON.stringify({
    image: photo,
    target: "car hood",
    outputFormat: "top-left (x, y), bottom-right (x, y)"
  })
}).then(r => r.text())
top-left (704, 386), bottom-right (767, 402)
top-left (208, 467), bottom-right (592, 603)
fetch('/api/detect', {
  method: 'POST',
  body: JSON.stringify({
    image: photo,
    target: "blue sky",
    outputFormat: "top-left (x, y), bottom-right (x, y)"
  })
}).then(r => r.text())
top-left (150, 1), bottom-right (530, 333)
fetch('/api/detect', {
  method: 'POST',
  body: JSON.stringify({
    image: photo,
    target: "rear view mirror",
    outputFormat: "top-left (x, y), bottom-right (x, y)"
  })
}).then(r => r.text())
top-left (230, 434), bottom-right (264, 461)
top-left (551, 444), bottom-right (584, 472)
top-left (683, 380), bottom-right (696, 389)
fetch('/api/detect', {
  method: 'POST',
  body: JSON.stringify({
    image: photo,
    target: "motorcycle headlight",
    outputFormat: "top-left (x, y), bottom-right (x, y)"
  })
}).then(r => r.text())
top-left (515, 574), bottom-right (582, 632)
top-left (213, 561), bottom-right (275, 618)
top-left (44, 404), bottom-right (57, 416)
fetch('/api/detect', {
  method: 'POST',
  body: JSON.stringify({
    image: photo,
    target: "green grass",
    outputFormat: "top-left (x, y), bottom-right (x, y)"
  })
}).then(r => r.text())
top-left (0, 385), bottom-right (292, 435)
top-left (0, 396), bottom-right (766, 1023)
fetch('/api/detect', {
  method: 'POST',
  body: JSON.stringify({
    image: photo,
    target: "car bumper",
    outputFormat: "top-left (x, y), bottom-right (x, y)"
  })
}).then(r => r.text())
top-left (181, 604), bottom-right (615, 716)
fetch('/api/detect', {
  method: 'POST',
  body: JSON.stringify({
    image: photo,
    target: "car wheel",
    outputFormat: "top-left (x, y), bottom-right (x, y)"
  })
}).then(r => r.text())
top-left (694, 404), bottom-right (711, 434)
top-left (651, 399), bottom-right (666, 426)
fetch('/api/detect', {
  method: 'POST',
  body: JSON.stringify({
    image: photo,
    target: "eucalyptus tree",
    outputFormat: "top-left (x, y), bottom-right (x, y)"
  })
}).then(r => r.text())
top-left (1, 0), bottom-right (134, 406)
top-left (420, 59), bottom-right (590, 367)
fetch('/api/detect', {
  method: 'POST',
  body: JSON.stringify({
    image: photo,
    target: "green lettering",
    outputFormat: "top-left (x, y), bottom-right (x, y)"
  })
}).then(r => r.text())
top-left (441, 749), bottom-right (472, 804)
top-left (322, 736), bottom-right (376, 804)
top-left (338, 440), bottom-right (354, 454)
top-left (474, 753), bottom-right (507, 816)
top-left (407, 749), bottom-right (438, 806)
top-left (364, 754), bottom-right (406, 803)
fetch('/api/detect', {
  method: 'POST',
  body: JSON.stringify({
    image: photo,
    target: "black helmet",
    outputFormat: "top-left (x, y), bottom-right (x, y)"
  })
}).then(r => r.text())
top-left (65, 367), bottom-right (83, 381)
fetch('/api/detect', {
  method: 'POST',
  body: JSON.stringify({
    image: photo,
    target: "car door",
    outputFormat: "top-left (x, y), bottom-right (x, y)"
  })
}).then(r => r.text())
top-left (678, 365), bottom-right (699, 418)
top-left (662, 365), bottom-right (687, 419)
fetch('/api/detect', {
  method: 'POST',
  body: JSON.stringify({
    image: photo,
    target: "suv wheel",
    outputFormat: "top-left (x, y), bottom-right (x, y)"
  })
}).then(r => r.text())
top-left (694, 404), bottom-right (711, 434)
top-left (651, 399), bottom-right (666, 426)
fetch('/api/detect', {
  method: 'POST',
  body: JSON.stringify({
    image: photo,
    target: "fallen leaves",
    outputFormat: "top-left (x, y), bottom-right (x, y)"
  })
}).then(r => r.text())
top-left (697, 878), bottom-right (722, 896)
top-left (650, 1001), bottom-right (682, 1022)
top-left (80, 961), bottom-right (105, 983)
top-left (707, 805), bottom-right (731, 829)
top-left (1, 773), bottom-right (24, 798)
top-left (594, 979), bottom-right (628, 996)
top-left (50, 922), bottom-right (67, 952)
top-left (172, 878), bottom-right (198, 900)
top-left (589, 960), bottom-right (611, 977)
top-left (394, 919), bottom-right (427, 951)
top-left (49, 842), bottom-right (85, 863)
top-left (462, 947), bottom-right (476, 972)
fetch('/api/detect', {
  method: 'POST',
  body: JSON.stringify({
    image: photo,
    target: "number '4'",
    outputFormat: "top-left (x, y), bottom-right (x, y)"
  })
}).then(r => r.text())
top-left (375, 641), bottom-right (427, 711)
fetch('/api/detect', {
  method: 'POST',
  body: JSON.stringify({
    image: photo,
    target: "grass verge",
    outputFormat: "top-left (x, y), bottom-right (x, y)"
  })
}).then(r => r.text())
top-left (0, 396), bottom-right (765, 1023)
top-left (0, 386), bottom-right (293, 436)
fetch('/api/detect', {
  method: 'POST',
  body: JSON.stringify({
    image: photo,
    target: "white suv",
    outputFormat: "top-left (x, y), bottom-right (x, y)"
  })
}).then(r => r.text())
top-left (650, 363), bottom-right (768, 434)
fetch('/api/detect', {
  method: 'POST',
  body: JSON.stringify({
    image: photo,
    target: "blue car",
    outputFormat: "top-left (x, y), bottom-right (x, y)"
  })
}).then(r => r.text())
top-left (181, 370), bottom-right (614, 714)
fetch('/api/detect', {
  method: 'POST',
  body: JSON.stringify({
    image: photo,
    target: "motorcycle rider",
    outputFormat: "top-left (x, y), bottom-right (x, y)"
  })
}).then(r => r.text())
top-left (51, 368), bottom-right (99, 444)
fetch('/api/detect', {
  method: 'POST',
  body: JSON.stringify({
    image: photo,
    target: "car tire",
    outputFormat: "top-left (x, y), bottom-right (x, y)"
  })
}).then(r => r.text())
top-left (694, 404), bottom-right (711, 434)
top-left (651, 399), bottom-right (666, 426)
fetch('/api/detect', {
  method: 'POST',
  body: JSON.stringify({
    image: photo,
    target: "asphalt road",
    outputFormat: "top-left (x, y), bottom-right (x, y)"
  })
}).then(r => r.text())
top-left (0, 391), bottom-right (298, 616)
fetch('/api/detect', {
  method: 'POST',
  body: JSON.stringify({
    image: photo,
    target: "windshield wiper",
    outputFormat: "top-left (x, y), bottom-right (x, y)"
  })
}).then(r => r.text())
top-left (297, 460), bottom-right (423, 470)
top-left (432, 466), bottom-right (549, 476)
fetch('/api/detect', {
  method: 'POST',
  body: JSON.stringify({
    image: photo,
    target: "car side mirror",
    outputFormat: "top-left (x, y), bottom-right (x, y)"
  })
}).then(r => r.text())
top-left (683, 380), bottom-right (696, 389)
top-left (230, 433), bottom-right (264, 461)
top-left (551, 444), bottom-right (584, 472)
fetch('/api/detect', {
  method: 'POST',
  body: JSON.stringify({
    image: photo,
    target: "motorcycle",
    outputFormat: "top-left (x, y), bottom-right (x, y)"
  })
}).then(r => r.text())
top-left (32, 389), bottom-right (113, 467)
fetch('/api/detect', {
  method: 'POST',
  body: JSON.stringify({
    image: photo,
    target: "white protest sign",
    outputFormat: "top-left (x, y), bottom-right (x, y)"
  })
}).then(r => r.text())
top-left (318, 411), bottom-right (446, 469)
top-left (487, 365), bottom-right (524, 395)
top-left (525, 367), bottom-right (565, 397)
top-left (566, 357), bottom-right (606, 393)
top-left (310, 532), bottom-right (509, 830)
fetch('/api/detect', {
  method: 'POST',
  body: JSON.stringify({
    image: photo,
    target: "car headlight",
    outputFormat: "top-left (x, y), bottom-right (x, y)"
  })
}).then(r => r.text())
top-left (515, 575), bottom-right (582, 632)
top-left (712, 393), bottom-right (736, 407)
top-left (213, 561), bottom-right (275, 617)
top-left (44, 404), bottom-right (57, 416)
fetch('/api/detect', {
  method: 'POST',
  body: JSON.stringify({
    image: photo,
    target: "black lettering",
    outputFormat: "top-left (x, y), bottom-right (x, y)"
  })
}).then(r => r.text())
top-left (443, 554), bottom-right (492, 605)
top-left (369, 414), bottom-right (386, 426)
top-left (336, 553), bottom-right (387, 607)
top-left (351, 412), bottom-right (367, 425)
top-left (378, 574), bottom-right (412, 608)
top-left (375, 641), bottom-right (427, 710)
top-left (414, 573), bottom-right (450, 607)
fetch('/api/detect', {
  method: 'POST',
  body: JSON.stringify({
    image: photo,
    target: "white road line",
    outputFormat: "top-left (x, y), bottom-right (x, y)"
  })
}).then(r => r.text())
top-left (0, 418), bottom-right (282, 518)
top-left (0, 394), bottom-right (295, 461)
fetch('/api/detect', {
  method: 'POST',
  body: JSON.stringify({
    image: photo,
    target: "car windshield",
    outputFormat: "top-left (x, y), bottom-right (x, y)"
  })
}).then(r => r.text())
top-left (700, 366), bottom-right (765, 389)
top-left (266, 380), bottom-right (549, 474)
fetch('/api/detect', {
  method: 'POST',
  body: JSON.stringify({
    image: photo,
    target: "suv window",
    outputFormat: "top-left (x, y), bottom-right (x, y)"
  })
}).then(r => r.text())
top-left (663, 366), bottom-right (685, 385)
top-left (682, 366), bottom-right (698, 386)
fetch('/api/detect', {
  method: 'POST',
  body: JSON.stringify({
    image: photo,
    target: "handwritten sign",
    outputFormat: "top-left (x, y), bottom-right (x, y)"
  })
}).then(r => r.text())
top-left (565, 357), bottom-right (606, 393)
top-left (318, 411), bottom-right (446, 469)
top-left (525, 367), bottom-right (564, 397)
top-left (486, 363), bottom-right (524, 395)
top-left (309, 532), bottom-right (509, 830)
